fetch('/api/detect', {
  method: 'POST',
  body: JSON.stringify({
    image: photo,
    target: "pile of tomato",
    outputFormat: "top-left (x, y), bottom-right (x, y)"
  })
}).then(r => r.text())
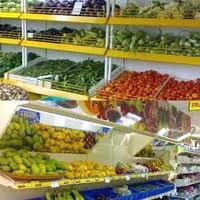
top-left (97, 70), bottom-right (200, 100)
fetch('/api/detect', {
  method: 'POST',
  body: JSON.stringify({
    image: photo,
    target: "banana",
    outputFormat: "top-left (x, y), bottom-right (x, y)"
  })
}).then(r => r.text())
top-left (46, 192), bottom-right (52, 200)
top-left (71, 190), bottom-right (84, 200)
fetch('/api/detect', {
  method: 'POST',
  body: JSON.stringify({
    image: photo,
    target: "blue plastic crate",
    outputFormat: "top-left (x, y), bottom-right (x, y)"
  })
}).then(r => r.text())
top-left (26, 198), bottom-right (45, 200)
top-left (81, 188), bottom-right (139, 200)
top-left (129, 180), bottom-right (175, 199)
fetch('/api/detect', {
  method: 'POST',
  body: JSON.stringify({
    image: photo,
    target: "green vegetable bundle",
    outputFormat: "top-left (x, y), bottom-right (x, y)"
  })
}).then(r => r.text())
top-left (0, 0), bottom-right (21, 12)
top-left (113, 30), bottom-right (200, 57)
top-left (15, 59), bottom-right (116, 95)
top-left (0, 52), bottom-right (38, 77)
top-left (46, 190), bottom-right (84, 200)
top-left (61, 27), bottom-right (105, 48)
top-left (31, 27), bottom-right (105, 48)
top-left (120, 0), bottom-right (200, 19)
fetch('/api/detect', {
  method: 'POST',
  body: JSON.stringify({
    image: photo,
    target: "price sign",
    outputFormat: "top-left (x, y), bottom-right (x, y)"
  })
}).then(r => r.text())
top-left (125, 175), bottom-right (130, 181)
top-left (37, 80), bottom-right (43, 87)
top-left (44, 81), bottom-right (52, 89)
top-left (105, 177), bottom-right (111, 183)
top-left (27, 32), bottom-right (34, 38)
top-left (141, 174), bottom-right (145, 178)
top-left (51, 181), bottom-right (59, 188)
top-left (74, 180), bottom-right (81, 184)
top-left (72, 2), bottom-right (83, 15)
top-left (189, 101), bottom-right (200, 111)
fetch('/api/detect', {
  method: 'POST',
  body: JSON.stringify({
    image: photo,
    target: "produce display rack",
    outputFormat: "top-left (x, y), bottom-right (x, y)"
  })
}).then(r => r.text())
top-left (1, 0), bottom-right (200, 100)
top-left (171, 148), bottom-right (200, 199)
top-left (1, 79), bottom-right (90, 100)
top-left (0, 101), bottom-right (181, 200)
top-left (20, 13), bottom-right (108, 24)
top-left (0, 171), bottom-right (172, 190)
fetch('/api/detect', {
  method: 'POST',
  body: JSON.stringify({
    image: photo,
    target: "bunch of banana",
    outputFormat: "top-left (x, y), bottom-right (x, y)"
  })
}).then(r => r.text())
top-left (46, 190), bottom-right (84, 200)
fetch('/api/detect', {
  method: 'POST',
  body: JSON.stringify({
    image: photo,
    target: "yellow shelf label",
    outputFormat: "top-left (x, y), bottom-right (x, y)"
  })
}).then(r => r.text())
top-left (189, 101), bottom-right (200, 111)
top-left (0, 12), bottom-right (21, 19)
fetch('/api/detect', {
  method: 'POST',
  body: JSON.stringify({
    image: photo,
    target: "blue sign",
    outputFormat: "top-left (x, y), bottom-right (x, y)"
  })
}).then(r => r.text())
top-left (16, 109), bottom-right (40, 124)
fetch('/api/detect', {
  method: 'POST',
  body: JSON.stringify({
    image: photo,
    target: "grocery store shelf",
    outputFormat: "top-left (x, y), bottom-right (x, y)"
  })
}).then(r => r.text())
top-left (20, 13), bottom-right (108, 24)
top-left (145, 190), bottom-right (176, 200)
top-left (172, 191), bottom-right (200, 199)
top-left (177, 171), bottom-right (200, 175)
top-left (108, 17), bottom-right (200, 28)
top-left (0, 12), bottom-right (21, 19)
top-left (0, 38), bottom-right (21, 45)
top-left (107, 50), bottom-right (200, 66)
top-left (21, 40), bottom-right (106, 56)
top-left (177, 180), bottom-right (200, 187)
top-left (5, 79), bottom-right (89, 101)
top-left (0, 171), bottom-right (171, 190)
top-left (179, 151), bottom-right (200, 157)
top-left (178, 162), bottom-right (200, 165)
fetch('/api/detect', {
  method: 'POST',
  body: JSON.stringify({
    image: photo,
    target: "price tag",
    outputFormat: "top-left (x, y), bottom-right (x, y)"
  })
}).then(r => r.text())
top-left (72, 2), bottom-right (83, 15)
top-left (44, 81), bottom-right (52, 89)
top-left (125, 175), bottom-right (130, 181)
top-left (74, 180), bottom-right (81, 184)
top-left (85, 179), bottom-right (91, 183)
top-left (141, 174), bottom-right (145, 178)
top-left (105, 177), bottom-right (111, 183)
top-left (51, 181), bottom-right (59, 188)
top-left (27, 32), bottom-right (34, 38)
top-left (63, 181), bottom-right (70, 185)
top-left (34, 183), bottom-right (42, 187)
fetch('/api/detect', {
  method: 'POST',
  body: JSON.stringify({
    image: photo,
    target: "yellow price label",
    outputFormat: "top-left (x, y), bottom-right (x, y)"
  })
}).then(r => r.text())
top-left (74, 180), bottom-right (81, 184)
top-left (84, 179), bottom-right (92, 183)
top-left (189, 101), bottom-right (200, 111)
top-left (94, 178), bottom-right (101, 182)
top-left (112, 176), bottom-right (120, 180)
top-left (16, 184), bottom-right (27, 189)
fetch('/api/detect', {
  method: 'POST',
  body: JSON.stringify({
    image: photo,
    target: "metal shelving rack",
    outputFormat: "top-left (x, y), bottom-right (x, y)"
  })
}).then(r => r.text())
top-left (1, 0), bottom-right (200, 99)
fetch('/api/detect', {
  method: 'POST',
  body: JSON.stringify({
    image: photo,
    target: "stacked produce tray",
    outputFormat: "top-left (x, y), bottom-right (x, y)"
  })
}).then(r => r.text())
top-left (96, 70), bottom-right (200, 100)
top-left (23, 27), bottom-right (107, 55)
top-left (20, 0), bottom-right (109, 24)
top-left (0, 24), bottom-right (22, 45)
top-left (8, 57), bottom-right (120, 98)
top-left (96, 70), bottom-right (170, 100)
top-left (108, 28), bottom-right (200, 66)
top-left (109, 0), bottom-right (200, 27)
